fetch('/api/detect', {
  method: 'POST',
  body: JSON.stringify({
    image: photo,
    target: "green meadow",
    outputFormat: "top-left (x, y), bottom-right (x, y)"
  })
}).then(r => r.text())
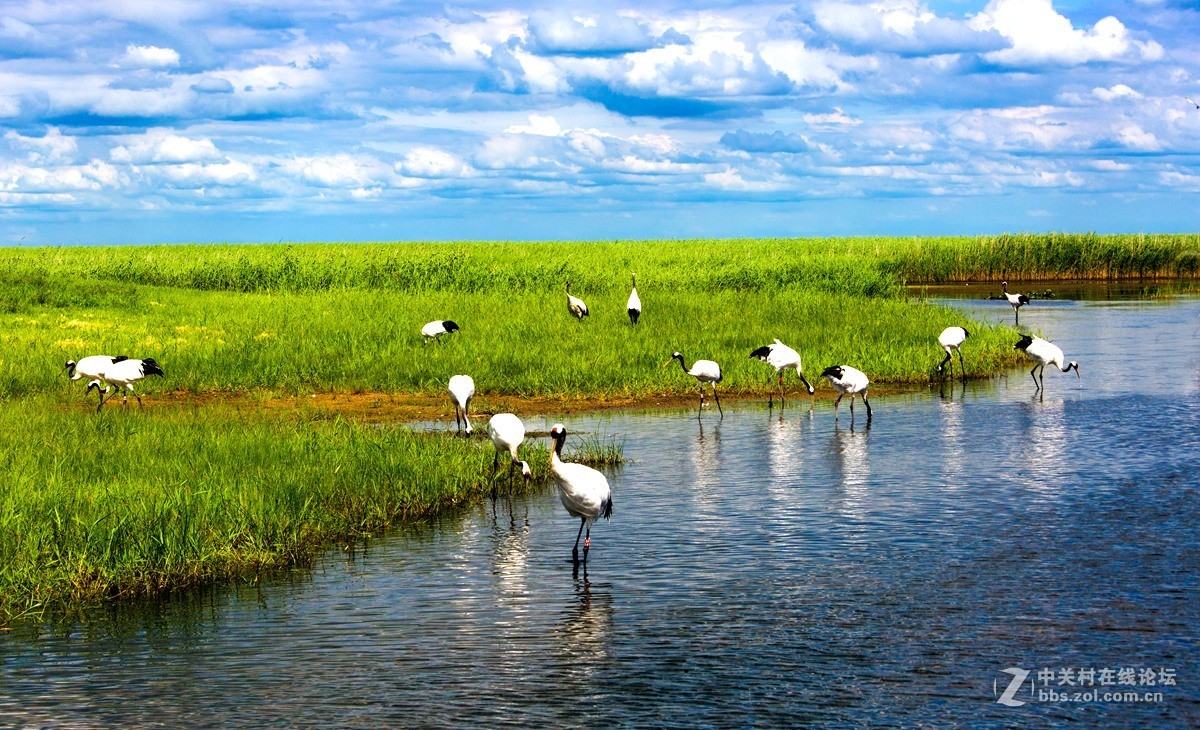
top-left (2, 234), bottom-right (1195, 621)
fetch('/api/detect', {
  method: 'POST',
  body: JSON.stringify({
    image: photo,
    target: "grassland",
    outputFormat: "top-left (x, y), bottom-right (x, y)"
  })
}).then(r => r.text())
top-left (2, 233), bottom-right (1194, 622)
top-left (0, 396), bottom-right (605, 622)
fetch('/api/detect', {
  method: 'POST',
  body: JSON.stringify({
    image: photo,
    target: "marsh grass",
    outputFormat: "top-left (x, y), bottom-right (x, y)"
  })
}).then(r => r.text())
top-left (3, 282), bottom-right (1018, 399)
top-left (0, 398), bottom-right (623, 622)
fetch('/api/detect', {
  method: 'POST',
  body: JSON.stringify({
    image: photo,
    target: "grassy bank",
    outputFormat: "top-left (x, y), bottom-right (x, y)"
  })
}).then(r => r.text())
top-left (0, 398), bottom-right (608, 623)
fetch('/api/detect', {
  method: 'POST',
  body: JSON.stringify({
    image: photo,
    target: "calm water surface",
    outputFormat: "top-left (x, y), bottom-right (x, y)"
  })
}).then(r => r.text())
top-left (2, 294), bottom-right (1198, 728)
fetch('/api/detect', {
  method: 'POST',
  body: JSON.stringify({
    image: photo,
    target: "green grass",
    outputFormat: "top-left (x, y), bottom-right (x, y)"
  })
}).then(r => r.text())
top-left (0, 398), bottom-right (619, 623)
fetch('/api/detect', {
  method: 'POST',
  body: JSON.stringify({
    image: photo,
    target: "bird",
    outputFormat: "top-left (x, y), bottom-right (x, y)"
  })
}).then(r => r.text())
top-left (86, 357), bottom-right (165, 410)
top-left (821, 365), bottom-right (872, 421)
top-left (668, 351), bottom-right (723, 418)
top-left (63, 355), bottom-right (127, 389)
top-left (566, 282), bottom-right (589, 321)
top-left (936, 326), bottom-right (970, 381)
top-left (627, 274), bottom-right (641, 325)
top-left (1187, 96), bottom-right (1199, 110)
top-left (1014, 335), bottom-right (1080, 392)
top-left (447, 374), bottom-right (475, 434)
top-left (1001, 280), bottom-right (1030, 324)
top-left (487, 413), bottom-right (532, 484)
top-left (421, 320), bottom-right (460, 344)
top-left (749, 339), bottom-right (814, 409)
top-left (548, 423), bottom-right (612, 566)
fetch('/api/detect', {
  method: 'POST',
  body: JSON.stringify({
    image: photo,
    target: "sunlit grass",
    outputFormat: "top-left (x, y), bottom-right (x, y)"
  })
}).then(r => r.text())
top-left (0, 397), bottom-right (620, 623)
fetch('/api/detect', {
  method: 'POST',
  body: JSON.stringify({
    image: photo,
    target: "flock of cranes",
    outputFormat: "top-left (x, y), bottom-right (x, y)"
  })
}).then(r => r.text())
top-left (59, 274), bottom-right (1079, 567)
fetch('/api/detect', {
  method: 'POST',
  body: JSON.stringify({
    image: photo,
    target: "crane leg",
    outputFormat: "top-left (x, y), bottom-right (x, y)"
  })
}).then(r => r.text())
top-left (849, 395), bottom-right (855, 421)
top-left (583, 526), bottom-right (592, 564)
top-left (779, 373), bottom-right (785, 410)
top-left (833, 394), bottom-right (843, 420)
top-left (1039, 365), bottom-right (1045, 392)
top-left (1029, 365), bottom-right (1040, 389)
top-left (957, 351), bottom-right (966, 381)
top-left (863, 391), bottom-right (872, 420)
top-left (712, 383), bottom-right (723, 418)
top-left (572, 518), bottom-right (585, 564)
top-left (697, 385), bottom-right (705, 420)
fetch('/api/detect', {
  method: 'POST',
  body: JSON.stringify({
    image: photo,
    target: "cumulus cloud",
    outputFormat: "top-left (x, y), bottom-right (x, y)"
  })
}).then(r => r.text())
top-left (1093, 84), bottom-right (1142, 102)
top-left (527, 11), bottom-right (673, 56)
top-left (813, 0), bottom-right (1007, 56)
top-left (280, 154), bottom-right (390, 188)
top-left (110, 130), bottom-right (223, 165)
top-left (505, 114), bottom-right (562, 136)
top-left (120, 44), bottom-right (180, 69)
top-left (970, 0), bottom-right (1162, 67)
top-left (397, 147), bottom-right (473, 178)
top-left (5, 128), bottom-right (77, 163)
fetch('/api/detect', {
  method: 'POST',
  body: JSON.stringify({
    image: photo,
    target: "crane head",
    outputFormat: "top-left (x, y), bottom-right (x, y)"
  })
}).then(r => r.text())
top-left (62, 360), bottom-right (76, 378)
top-left (520, 461), bottom-right (532, 479)
top-left (1069, 361), bottom-right (1081, 380)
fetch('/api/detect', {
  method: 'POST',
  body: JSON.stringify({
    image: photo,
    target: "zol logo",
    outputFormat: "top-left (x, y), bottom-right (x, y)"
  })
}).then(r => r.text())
top-left (995, 667), bottom-right (1031, 707)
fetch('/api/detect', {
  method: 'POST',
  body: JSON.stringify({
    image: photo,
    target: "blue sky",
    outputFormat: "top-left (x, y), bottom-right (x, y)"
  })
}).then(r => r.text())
top-left (1, 0), bottom-right (1197, 245)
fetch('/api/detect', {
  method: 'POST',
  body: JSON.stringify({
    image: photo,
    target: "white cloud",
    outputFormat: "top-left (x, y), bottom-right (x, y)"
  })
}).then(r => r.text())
top-left (803, 107), bottom-right (861, 126)
top-left (505, 114), bottom-right (562, 136)
top-left (119, 44), bottom-right (180, 69)
top-left (157, 160), bottom-right (257, 187)
top-left (1115, 124), bottom-right (1160, 150)
top-left (280, 154), bottom-right (390, 188)
top-left (759, 40), bottom-right (844, 92)
top-left (813, 0), bottom-right (1006, 56)
top-left (704, 166), bottom-right (782, 191)
top-left (970, 0), bottom-right (1158, 67)
top-left (110, 130), bottom-right (222, 165)
top-left (1091, 160), bottom-right (1131, 171)
top-left (397, 147), bottom-right (473, 178)
top-left (5, 127), bottom-right (78, 163)
top-left (1093, 84), bottom-right (1141, 102)
top-left (0, 160), bottom-right (120, 193)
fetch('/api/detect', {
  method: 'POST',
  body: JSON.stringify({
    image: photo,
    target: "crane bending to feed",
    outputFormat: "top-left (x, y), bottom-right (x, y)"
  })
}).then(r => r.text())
top-left (668, 351), bottom-right (723, 419)
top-left (1014, 335), bottom-right (1080, 392)
top-left (749, 339), bottom-right (814, 409)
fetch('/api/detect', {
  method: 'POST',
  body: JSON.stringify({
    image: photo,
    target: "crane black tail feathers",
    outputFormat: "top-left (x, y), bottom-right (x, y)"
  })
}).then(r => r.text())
top-left (142, 358), bottom-right (165, 377)
top-left (748, 345), bottom-right (772, 360)
top-left (601, 496), bottom-right (612, 520)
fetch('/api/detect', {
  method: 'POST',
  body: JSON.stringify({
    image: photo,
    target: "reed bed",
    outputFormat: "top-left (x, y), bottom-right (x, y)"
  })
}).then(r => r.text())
top-left (1, 282), bottom-right (1014, 399)
top-left (0, 398), bottom-right (618, 623)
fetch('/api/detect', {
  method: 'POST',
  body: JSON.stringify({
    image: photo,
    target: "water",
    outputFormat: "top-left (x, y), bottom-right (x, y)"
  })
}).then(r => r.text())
top-left (3, 294), bottom-right (1199, 728)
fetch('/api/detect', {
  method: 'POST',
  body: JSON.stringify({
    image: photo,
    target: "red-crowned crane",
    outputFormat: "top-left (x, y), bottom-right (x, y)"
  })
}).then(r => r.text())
top-left (86, 358), bottom-right (164, 410)
top-left (566, 282), bottom-right (589, 321)
top-left (821, 364), bottom-right (872, 422)
top-left (448, 374), bottom-right (475, 434)
top-left (627, 274), bottom-right (641, 325)
top-left (1002, 281), bottom-right (1029, 324)
top-left (421, 320), bottom-right (460, 344)
top-left (749, 338), bottom-right (814, 409)
top-left (63, 355), bottom-right (125, 391)
top-left (1014, 335), bottom-right (1080, 392)
top-left (936, 326), bottom-right (970, 381)
top-left (548, 423), bottom-right (612, 566)
top-left (668, 351), bottom-right (723, 419)
top-left (487, 413), bottom-right (532, 483)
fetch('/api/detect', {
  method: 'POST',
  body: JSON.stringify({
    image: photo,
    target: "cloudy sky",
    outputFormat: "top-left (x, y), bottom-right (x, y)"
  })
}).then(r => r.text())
top-left (1, 0), bottom-right (1198, 245)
